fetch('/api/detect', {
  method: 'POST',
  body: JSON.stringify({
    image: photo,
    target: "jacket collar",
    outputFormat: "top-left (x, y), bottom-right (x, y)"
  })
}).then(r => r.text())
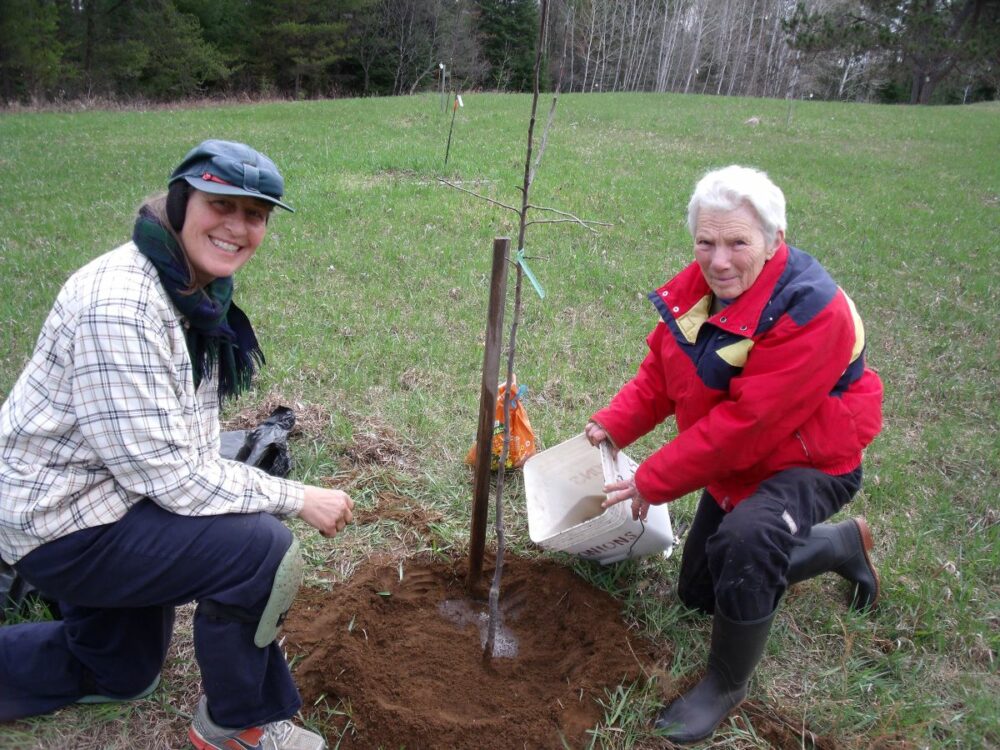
top-left (651, 243), bottom-right (789, 341)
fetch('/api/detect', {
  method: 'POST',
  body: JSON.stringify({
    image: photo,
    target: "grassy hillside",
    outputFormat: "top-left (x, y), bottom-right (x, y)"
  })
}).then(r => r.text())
top-left (0, 93), bottom-right (997, 748)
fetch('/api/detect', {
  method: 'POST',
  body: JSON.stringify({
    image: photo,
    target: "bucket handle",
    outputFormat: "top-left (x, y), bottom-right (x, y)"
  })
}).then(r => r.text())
top-left (598, 441), bottom-right (647, 560)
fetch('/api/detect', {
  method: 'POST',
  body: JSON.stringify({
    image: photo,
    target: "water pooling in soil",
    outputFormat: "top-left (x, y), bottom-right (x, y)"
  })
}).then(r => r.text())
top-left (437, 597), bottom-right (519, 657)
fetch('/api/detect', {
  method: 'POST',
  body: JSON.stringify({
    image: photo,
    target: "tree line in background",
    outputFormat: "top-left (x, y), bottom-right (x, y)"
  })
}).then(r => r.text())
top-left (1, 0), bottom-right (996, 106)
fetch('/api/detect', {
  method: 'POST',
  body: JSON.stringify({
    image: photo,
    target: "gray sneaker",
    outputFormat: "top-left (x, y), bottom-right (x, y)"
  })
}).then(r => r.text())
top-left (189, 695), bottom-right (326, 750)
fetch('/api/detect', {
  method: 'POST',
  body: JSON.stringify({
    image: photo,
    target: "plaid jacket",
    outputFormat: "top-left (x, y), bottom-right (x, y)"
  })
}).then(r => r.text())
top-left (592, 243), bottom-right (883, 510)
top-left (0, 243), bottom-right (303, 563)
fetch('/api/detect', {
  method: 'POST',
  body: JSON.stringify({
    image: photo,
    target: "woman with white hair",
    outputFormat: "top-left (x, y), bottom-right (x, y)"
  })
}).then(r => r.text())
top-left (586, 165), bottom-right (884, 743)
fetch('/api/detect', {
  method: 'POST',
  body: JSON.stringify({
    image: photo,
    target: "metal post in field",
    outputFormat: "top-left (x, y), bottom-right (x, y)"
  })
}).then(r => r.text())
top-left (444, 91), bottom-right (460, 165)
top-left (467, 237), bottom-right (510, 592)
top-left (439, 62), bottom-right (446, 113)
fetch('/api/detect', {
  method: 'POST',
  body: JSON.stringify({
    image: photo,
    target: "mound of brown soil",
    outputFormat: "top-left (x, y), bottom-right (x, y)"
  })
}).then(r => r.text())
top-left (283, 555), bottom-right (661, 749)
top-left (284, 552), bottom-right (842, 750)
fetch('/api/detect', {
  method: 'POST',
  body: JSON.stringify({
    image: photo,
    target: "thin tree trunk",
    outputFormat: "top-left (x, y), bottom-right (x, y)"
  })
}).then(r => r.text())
top-left (654, 0), bottom-right (671, 92)
top-left (84, 0), bottom-right (95, 86)
top-left (595, 0), bottom-right (609, 91)
top-left (715, 0), bottom-right (735, 96)
top-left (762, 1), bottom-right (782, 98)
top-left (837, 56), bottom-right (852, 99)
top-left (582, 1), bottom-right (596, 92)
top-left (611, 0), bottom-right (625, 91)
top-left (729, 0), bottom-right (757, 96)
top-left (747, 0), bottom-right (768, 96)
top-left (666, 0), bottom-right (687, 91)
top-left (684, 2), bottom-right (705, 94)
top-left (567, 4), bottom-right (576, 91)
top-left (661, 0), bottom-right (682, 92)
top-left (631, 0), bottom-right (658, 90)
top-left (484, 0), bottom-right (551, 665)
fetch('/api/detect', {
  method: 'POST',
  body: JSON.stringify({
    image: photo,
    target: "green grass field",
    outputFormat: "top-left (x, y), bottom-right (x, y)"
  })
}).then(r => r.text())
top-left (1, 92), bottom-right (997, 749)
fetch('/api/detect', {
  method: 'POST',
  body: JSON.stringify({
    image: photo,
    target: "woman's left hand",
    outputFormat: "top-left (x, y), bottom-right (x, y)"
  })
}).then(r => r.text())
top-left (601, 478), bottom-right (651, 521)
top-left (584, 421), bottom-right (608, 446)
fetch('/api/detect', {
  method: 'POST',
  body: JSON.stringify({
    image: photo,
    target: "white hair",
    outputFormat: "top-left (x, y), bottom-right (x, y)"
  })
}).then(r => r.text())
top-left (686, 165), bottom-right (787, 245)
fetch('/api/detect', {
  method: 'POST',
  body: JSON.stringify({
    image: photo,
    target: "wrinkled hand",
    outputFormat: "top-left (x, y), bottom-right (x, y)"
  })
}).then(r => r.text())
top-left (585, 421), bottom-right (609, 447)
top-left (299, 486), bottom-right (354, 538)
top-left (601, 477), bottom-right (651, 521)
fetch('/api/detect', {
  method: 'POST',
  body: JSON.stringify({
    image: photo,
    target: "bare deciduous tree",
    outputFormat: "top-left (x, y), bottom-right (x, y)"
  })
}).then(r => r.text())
top-left (541, 0), bottom-right (896, 102)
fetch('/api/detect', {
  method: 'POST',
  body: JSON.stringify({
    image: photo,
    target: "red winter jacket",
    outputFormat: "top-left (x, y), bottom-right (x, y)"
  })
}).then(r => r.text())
top-left (591, 243), bottom-right (883, 511)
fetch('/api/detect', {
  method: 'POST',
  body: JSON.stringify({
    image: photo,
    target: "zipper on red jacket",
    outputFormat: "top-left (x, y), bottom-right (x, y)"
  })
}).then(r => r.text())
top-left (795, 430), bottom-right (811, 459)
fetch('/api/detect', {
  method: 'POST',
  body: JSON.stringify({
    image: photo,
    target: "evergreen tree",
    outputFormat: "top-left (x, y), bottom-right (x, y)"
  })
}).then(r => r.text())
top-left (125, 1), bottom-right (229, 99)
top-left (475, 0), bottom-right (540, 91)
top-left (42, 0), bottom-right (227, 99)
top-left (244, 0), bottom-right (359, 98)
top-left (0, 0), bottom-right (64, 101)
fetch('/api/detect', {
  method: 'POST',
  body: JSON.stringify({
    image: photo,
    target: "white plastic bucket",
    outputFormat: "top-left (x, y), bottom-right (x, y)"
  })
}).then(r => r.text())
top-left (523, 433), bottom-right (673, 565)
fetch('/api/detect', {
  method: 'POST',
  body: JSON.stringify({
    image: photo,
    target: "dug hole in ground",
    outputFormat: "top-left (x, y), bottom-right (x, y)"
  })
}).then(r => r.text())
top-left (283, 437), bottom-right (841, 748)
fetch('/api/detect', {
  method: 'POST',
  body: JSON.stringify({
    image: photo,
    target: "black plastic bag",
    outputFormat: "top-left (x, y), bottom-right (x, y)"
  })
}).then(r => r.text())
top-left (219, 405), bottom-right (296, 478)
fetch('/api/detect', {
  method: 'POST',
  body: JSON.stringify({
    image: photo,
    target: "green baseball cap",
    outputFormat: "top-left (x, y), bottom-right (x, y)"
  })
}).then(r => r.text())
top-left (169, 139), bottom-right (294, 212)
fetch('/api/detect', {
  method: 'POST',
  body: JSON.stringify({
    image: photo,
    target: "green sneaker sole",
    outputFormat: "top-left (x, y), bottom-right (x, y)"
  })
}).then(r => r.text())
top-left (76, 673), bottom-right (161, 704)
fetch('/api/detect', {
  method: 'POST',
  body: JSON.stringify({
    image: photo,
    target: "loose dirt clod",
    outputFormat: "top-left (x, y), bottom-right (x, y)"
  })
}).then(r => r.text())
top-left (353, 491), bottom-right (443, 539)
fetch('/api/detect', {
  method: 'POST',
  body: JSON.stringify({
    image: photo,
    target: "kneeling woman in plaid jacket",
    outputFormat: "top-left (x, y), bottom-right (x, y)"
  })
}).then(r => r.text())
top-left (0, 140), bottom-right (351, 750)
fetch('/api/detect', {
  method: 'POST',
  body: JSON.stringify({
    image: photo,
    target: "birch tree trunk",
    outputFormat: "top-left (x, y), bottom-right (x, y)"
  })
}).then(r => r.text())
top-left (714, 0), bottom-right (735, 96)
top-left (684, 0), bottom-right (705, 93)
top-left (729, 0), bottom-right (758, 96)
top-left (631, 1), bottom-right (658, 90)
top-left (654, 0), bottom-right (672, 92)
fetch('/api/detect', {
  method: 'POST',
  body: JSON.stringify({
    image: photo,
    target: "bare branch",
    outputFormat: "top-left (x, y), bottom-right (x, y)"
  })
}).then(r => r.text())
top-left (525, 218), bottom-right (604, 233)
top-left (526, 203), bottom-right (614, 232)
top-left (528, 93), bottom-right (559, 186)
top-left (437, 178), bottom-right (520, 215)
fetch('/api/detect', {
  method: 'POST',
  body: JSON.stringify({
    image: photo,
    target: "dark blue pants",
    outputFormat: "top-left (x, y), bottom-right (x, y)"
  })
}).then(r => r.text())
top-left (676, 467), bottom-right (863, 621)
top-left (0, 499), bottom-right (301, 726)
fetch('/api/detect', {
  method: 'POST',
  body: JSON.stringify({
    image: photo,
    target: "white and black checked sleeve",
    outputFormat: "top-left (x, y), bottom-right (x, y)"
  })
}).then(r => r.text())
top-left (70, 298), bottom-right (298, 517)
top-left (0, 245), bottom-right (303, 563)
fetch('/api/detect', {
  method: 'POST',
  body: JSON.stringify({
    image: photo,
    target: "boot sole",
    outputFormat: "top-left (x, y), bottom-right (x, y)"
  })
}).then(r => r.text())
top-left (76, 673), bottom-right (161, 704)
top-left (852, 517), bottom-right (880, 611)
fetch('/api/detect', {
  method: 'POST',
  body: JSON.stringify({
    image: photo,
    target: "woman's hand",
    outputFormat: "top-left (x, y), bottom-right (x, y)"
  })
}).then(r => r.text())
top-left (585, 421), bottom-right (608, 446)
top-left (601, 478), bottom-right (651, 521)
top-left (299, 485), bottom-right (355, 538)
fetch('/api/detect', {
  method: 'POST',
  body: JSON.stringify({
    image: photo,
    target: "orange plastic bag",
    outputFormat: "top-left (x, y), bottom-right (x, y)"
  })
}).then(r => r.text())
top-left (466, 380), bottom-right (538, 470)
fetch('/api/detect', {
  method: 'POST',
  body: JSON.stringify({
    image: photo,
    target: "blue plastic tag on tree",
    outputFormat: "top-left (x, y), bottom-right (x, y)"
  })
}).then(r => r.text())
top-left (515, 248), bottom-right (545, 299)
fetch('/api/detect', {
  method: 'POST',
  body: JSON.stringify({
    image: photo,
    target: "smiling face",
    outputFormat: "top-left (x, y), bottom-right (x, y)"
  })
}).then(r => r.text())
top-left (180, 189), bottom-right (271, 287)
top-left (693, 202), bottom-right (784, 301)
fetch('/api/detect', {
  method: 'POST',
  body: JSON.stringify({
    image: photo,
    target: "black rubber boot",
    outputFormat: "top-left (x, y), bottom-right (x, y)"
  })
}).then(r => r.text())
top-left (654, 609), bottom-right (775, 744)
top-left (787, 517), bottom-right (880, 611)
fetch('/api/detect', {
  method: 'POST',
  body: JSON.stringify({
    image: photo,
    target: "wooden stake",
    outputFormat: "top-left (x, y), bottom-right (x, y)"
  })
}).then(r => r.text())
top-left (467, 237), bottom-right (510, 592)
